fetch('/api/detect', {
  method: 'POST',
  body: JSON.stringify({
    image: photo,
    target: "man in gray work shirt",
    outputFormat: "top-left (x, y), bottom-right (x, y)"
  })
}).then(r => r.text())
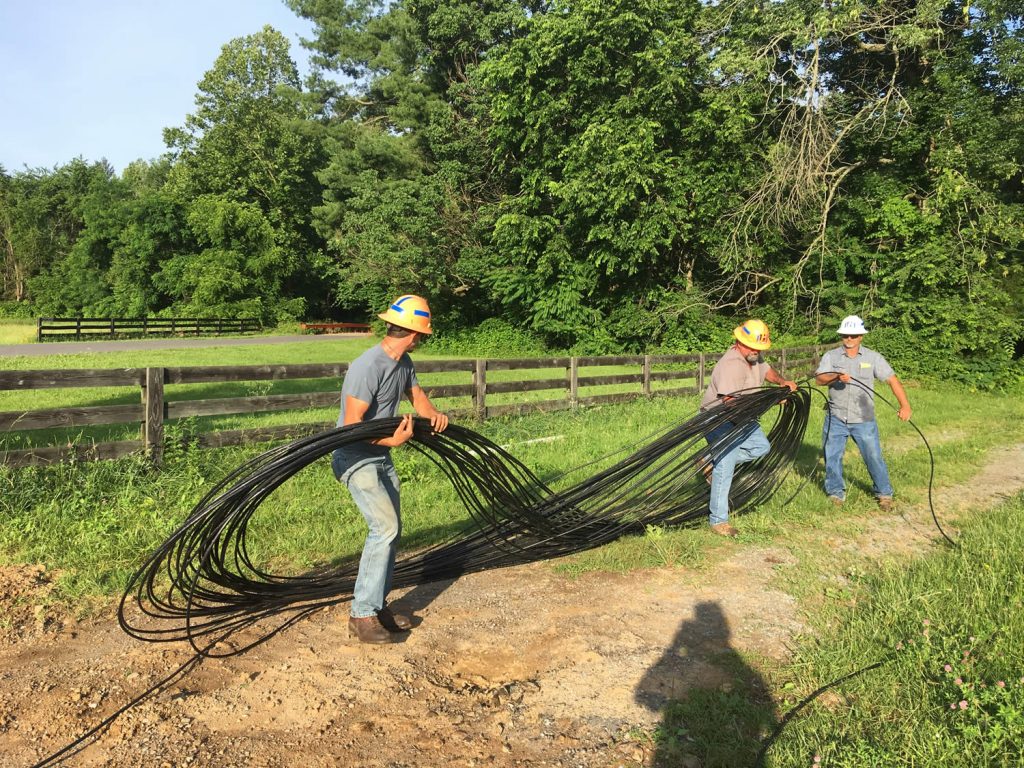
top-left (814, 315), bottom-right (911, 511)
top-left (331, 294), bottom-right (448, 644)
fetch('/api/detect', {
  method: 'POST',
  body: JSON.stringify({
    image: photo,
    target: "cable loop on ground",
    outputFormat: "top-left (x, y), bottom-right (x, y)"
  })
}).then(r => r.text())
top-left (118, 387), bottom-right (812, 656)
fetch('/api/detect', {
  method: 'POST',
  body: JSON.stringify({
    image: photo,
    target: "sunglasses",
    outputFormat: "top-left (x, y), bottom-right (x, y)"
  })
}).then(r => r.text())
top-left (840, 334), bottom-right (863, 339)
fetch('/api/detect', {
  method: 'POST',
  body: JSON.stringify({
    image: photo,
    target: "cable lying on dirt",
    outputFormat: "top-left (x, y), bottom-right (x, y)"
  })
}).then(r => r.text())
top-left (118, 386), bottom-right (811, 656)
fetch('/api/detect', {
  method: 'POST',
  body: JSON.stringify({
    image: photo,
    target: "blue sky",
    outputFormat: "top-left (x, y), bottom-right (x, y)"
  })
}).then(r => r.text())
top-left (0, 1), bottom-right (315, 174)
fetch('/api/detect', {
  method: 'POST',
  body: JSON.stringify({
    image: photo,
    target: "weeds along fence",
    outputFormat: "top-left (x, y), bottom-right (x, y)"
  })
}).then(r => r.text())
top-left (36, 317), bottom-right (262, 342)
top-left (0, 346), bottom-right (824, 469)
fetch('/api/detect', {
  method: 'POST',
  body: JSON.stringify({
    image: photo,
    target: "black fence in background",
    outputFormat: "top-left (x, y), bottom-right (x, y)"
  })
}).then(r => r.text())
top-left (37, 317), bottom-right (262, 342)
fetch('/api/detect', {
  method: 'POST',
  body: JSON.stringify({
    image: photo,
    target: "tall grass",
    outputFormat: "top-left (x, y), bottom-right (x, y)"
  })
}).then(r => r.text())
top-left (4, 382), bottom-right (1022, 598)
top-left (0, 319), bottom-right (36, 345)
top-left (639, 386), bottom-right (1024, 768)
top-left (0, 395), bottom-right (705, 597)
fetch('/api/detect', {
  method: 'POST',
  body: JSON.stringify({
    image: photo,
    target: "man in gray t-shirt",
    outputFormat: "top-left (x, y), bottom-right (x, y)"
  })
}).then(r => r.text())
top-left (814, 315), bottom-right (911, 510)
top-left (331, 294), bottom-right (449, 644)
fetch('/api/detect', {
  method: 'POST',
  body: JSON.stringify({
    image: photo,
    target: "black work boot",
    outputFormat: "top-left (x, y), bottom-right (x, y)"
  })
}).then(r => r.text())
top-left (377, 605), bottom-right (412, 632)
top-left (348, 615), bottom-right (395, 644)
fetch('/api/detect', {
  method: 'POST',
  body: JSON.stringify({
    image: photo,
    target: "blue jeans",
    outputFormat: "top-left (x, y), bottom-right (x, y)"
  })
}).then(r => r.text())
top-left (706, 422), bottom-right (771, 526)
top-left (822, 414), bottom-right (893, 501)
top-left (332, 453), bottom-right (402, 619)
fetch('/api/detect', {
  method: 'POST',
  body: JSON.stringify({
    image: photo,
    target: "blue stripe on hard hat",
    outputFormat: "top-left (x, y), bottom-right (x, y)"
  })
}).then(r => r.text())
top-left (413, 309), bottom-right (430, 317)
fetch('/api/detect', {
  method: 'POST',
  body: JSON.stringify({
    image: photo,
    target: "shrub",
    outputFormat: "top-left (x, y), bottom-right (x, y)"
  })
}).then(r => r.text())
top-left (425, 317), bottom-right (549, 357)
top-left (0, 301), bottom-right (36, 319)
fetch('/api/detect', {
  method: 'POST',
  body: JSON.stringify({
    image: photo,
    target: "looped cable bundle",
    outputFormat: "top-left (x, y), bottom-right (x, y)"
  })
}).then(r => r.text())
top-left (35, 389), bottom-right (812, 767)
top-left (118, 386), bottom-right (810, 655)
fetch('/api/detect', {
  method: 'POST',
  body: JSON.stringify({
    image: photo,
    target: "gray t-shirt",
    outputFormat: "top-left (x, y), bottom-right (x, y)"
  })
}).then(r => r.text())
top-left (815, 345), bottom-right (894, 423)
top-left (334, 344), bottom-right (419, 467)
top-left (700, 346), bottom-right (769, 411)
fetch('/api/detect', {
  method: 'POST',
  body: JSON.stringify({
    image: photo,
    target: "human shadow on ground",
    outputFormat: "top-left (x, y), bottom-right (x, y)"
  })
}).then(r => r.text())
top-left (635, 601), bottom-right (778, 768)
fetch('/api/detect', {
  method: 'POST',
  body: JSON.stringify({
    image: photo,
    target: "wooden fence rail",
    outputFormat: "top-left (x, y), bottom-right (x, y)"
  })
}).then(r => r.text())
top-left (0, 346), bottom-right (825, 468)
top-left (37, 317), bottom-right (262, 342)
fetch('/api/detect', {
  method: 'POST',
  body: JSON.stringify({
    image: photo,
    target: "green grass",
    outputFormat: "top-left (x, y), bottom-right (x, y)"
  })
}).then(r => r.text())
top-left (633, 386), bottom-right (1024, 768)
top-left (0, 319), bottom-right (36, 345)
top-left (3, 381), bottom-right (1022, 597)
top-left (0, 394), bottom-right (706, 597)
top-left (750, 496), bottom-right (1024, 768)
top-left (0, 335), bottom-right (381, 368)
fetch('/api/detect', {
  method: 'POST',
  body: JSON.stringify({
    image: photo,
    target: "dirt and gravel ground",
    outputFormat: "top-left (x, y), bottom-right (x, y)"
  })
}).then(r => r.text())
top-left (2, 445), bottom-right (1022, 768)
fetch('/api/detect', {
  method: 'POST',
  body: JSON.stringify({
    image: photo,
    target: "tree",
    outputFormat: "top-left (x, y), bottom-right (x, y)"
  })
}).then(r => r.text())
top-left (164, 25), bottom-right (330, 320)
top-left (288, 0), bottom-right (538, 324)
top-left (478, 0), bottom-right (762, 346)
top-left (8, 160), bottom-right (118, 312)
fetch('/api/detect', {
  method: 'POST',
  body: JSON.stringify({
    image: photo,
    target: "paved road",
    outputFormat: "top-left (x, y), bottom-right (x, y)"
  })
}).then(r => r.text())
top-left (0, 334), bottom-right (370, 358)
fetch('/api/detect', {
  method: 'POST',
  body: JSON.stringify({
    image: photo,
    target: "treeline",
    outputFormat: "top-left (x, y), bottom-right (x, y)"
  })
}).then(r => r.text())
top-left (1, 0), bottom-right (1022, 382)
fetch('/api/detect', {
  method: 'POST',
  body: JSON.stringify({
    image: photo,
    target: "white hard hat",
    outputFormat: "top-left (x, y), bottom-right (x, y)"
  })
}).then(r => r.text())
top-left (837, 315), bottom-right (868, 335)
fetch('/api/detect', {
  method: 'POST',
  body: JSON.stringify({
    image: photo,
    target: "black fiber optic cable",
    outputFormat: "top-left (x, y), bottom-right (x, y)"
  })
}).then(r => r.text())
top-left (117, 386), bottom-right (811, 655)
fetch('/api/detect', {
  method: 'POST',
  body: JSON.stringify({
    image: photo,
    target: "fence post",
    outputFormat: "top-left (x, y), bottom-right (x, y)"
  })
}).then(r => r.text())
top-left (143, 367), bottom-right (165, 467)
top-left (569, 357), bottom-right (579, 408)
top-left (473, 359), bottom-right (487, 420)
top-left (780, 347), bottom-right (787, 378)
top-left (76, 317), bottom-right (82, 340)
top-left (642, 355), bottom-right (651, 396)
top-left (36, 317), bottom-right (42, 343)
top-left (698, 353), bottom-right (705, 391)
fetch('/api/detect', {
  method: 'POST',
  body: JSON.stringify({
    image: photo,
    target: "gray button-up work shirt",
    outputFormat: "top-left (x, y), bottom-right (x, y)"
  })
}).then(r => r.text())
top-left (815, 345), bottom-right (895, 423)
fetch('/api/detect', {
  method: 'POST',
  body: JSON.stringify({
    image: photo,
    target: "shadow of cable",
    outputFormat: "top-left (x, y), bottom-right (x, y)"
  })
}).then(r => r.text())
top-left (635, 601), bottom-right (778, 768)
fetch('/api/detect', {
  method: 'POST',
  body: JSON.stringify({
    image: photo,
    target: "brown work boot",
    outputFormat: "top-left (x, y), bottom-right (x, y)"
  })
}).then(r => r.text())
top-left (828, 495), bottom-right (844, 507)
top-left (878, 496), bottom-right (894, 512)
top-left (710, 523), bottom-right (739, 538)
top-left (348, 615), bottom-right (395, 644)
top-left (377, 605), bottom-right (412, 632)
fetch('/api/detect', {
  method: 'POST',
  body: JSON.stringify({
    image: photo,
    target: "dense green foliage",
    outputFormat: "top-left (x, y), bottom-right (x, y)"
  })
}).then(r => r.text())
top-left (1, 2), bottom-right (1021, 380)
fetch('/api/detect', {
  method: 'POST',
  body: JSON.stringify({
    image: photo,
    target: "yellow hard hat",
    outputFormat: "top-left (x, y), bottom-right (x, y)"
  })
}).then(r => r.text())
top-left (733, 319), bottom-right (771, 351)
top-left (378, 294), bottom-right (433, 335)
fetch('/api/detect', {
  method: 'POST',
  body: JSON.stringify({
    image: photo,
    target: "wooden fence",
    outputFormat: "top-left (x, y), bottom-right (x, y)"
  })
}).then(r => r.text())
top-left (37, 317), bottom-right (263, 342)
top-left (0, 345), bottom-right (824, 469)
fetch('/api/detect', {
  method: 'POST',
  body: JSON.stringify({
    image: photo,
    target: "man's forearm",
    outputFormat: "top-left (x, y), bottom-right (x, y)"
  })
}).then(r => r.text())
top-left (889, 377), bottom-right (910, 409)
